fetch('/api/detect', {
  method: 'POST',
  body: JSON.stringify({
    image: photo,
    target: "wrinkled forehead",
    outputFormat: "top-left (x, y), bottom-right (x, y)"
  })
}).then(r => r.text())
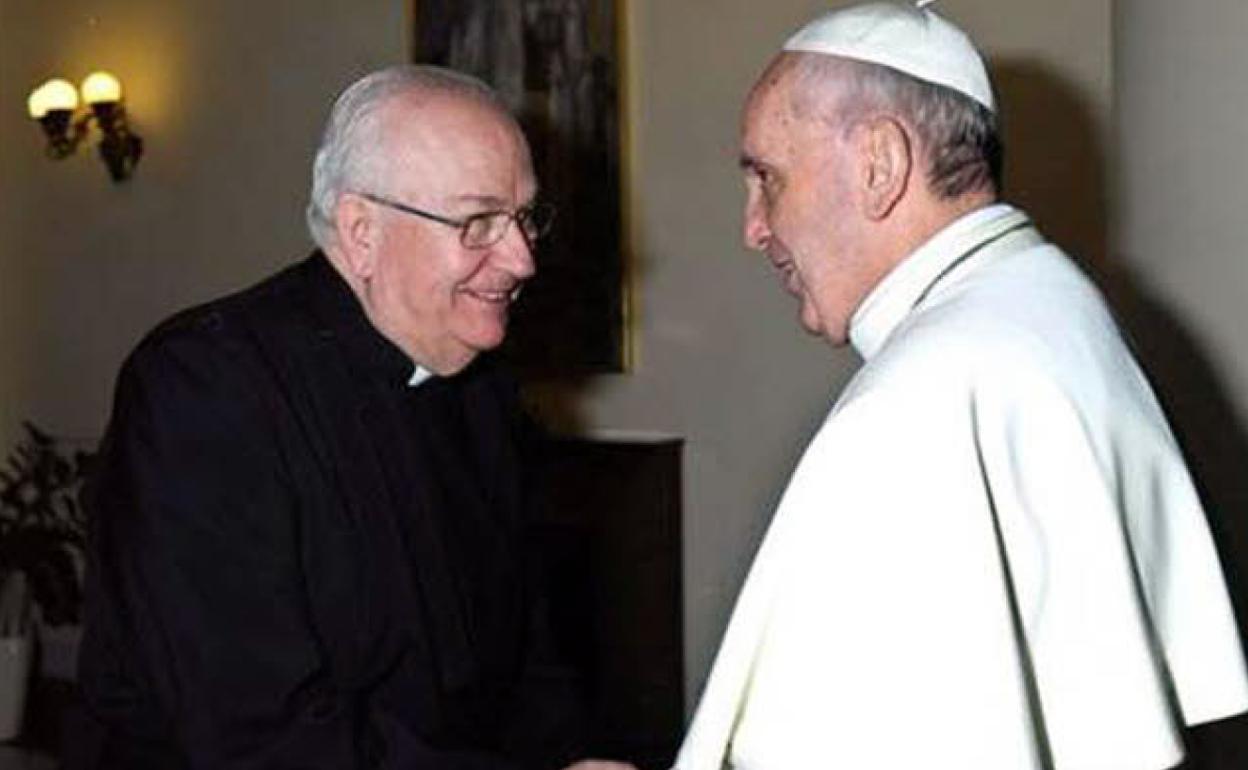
top-left (748, 53), bottom-right (857, 120)
top-left (380, 92), bottom-right (534, 200)
top-left (743, 55), bottom-right (815, 148)
top-left (743, 53), bottom-right (860, 147)
top-left (744, 55), bottom-right (798, 125)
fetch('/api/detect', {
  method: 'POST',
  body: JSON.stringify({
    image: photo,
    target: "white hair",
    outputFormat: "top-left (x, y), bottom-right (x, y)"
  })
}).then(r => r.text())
top-left (787, 53), bottom-right (1003, 199)
top-left (305, 64), bottom-right (509, 250)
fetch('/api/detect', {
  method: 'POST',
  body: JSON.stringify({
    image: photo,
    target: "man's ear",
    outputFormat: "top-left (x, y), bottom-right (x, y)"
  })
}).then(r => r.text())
top-left (856, 116), bottom-right (912, 221)
top-left (333, 193), bottom-right (379, 280)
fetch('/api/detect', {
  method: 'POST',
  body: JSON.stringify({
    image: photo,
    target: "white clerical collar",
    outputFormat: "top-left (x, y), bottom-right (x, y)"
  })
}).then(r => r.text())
top-left (849, 203), bottom-right (1029, 360)
top-left (408, 365), bottom-right (435, 388)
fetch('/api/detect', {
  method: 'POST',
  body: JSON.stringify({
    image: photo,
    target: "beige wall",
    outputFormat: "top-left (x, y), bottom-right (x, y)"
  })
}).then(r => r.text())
top-left (0, 0), bottom-right (408, 445)
top-left (1116, 0), bottom-right (1248, 403)
top-left (0, 0), bottom-right (1112, 710)
top-left (1114, 0), bottom-right (1248, 634)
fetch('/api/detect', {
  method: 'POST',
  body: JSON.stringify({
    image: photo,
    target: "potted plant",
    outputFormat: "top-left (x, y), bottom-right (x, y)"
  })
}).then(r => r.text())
top-left (0, 422), bottom-right (91, 741)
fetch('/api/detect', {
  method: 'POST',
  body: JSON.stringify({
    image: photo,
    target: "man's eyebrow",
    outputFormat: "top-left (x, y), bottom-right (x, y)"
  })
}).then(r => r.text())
top-left (449, 194), bottom-right (508, 209)
top-left (448, 192), bottom-right (539, 209)
top-left (739, 155), bottom-right (767, 174)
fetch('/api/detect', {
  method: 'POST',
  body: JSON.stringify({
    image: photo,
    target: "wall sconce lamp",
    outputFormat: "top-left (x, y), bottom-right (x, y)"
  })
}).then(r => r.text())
top-left (27, 72), bottom-right (143, 182)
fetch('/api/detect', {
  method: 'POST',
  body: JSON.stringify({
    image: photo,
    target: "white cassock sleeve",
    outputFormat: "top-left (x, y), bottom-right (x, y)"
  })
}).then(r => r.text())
top-left (971, 365), bottom-right (1248, 768)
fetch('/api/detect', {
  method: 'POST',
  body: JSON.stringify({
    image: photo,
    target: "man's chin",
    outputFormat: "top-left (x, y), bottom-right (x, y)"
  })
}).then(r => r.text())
top-left (480, 319), bottom-right (510, 348)
top-left (796, 307), bottom-right (848, 346)
top-left (457, 322), bottom-right (509, 357)
top-left (797, 303), bottom-right (822, 336)
top-left (421, 331), bottom-right (500, 377)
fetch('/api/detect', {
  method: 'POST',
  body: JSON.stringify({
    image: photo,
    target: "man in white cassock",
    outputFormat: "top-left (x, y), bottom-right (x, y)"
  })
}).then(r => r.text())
top-left (674, 3), bottom-right (1248, 769)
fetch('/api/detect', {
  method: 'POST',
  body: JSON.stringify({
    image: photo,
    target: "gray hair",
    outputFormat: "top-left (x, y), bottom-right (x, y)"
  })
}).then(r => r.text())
top-left (305, 64), bottom-right (508, 250)
top-left (788, 53), bottom-right (1003, 199)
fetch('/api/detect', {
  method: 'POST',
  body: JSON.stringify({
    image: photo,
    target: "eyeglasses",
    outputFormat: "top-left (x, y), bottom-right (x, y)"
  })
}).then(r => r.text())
top-left (356, 191), bottom-right (556, 249)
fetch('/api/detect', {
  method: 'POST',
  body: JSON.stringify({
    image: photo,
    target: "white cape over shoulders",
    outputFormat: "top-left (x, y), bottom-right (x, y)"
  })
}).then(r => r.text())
top-left (674, 205), bottom-right (1248, 770)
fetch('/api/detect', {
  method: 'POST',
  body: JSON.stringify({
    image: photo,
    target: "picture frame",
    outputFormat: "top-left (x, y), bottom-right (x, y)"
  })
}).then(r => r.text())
top-left (412, 0), bottom-right (630, 373)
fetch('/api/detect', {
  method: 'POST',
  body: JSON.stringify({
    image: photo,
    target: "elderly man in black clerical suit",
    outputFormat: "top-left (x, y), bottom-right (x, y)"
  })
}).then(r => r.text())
top-left (75, 65), bottom-right (634, 770)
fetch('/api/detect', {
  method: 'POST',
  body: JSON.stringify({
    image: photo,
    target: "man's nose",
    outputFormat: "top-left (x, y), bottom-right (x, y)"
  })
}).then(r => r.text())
top-left (497, 223), bottom-right (537, 278)
top-left (743, 195), bottom-right (771, 252)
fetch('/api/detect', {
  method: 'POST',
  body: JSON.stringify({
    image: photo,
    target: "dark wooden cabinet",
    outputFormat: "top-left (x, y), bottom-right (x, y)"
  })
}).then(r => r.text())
top-left (533, 434), bottom-right (684, 770)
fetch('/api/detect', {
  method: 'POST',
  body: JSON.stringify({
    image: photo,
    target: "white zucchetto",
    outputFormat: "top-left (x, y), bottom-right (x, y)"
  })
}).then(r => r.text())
top-left (783, 1), bottom-right (996, 112)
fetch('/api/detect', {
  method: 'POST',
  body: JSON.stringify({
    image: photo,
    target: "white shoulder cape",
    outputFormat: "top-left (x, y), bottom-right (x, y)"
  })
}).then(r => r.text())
top-left (674, 205), bottom-right (1248, 770)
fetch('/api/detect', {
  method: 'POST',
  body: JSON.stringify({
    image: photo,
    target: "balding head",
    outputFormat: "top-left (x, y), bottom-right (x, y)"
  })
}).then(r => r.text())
top-left (306, 65), bottom-right (522, 251)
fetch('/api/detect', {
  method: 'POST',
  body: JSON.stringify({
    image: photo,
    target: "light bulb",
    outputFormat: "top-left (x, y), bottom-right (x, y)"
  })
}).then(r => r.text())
top-left (27, 78), bottom-right (79, 119)
top-left (81, 71), bottom-right (123, 105)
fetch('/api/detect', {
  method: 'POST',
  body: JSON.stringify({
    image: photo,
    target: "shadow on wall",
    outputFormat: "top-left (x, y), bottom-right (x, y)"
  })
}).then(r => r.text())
top-left (996, 57), bottom-right (1248, 766)
top-left (993, 58), bottom-right (1108, 265)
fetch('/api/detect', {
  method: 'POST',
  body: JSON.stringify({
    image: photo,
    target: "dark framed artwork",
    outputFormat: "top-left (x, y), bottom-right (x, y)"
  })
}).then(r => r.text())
top-left (413, 0), bottom-right (628, 373)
